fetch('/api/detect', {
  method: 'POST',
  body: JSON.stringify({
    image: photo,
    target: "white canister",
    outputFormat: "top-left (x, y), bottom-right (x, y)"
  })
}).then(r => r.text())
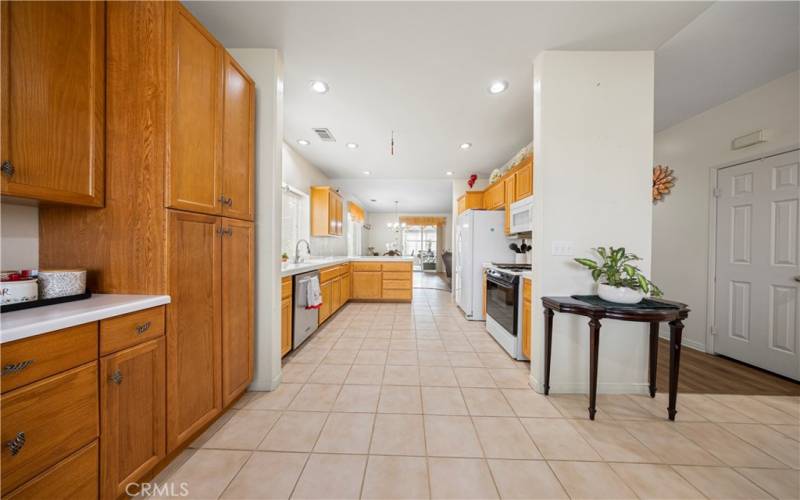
top-left (1, 279), bottom-right (39, 305)
top-left (514, 253), bottom-right (526, 264)
top-left (37, 270), bottom-right (87, 299)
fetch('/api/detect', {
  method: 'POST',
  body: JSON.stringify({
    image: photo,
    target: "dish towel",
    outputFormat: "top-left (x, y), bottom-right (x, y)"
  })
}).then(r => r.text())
top-left (306, 276), bottom-right (322, 310)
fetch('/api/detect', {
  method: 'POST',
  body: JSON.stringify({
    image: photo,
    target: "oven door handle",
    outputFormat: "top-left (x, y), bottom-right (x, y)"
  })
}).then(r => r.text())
top-left (486, 274), bottom-right (514, 288)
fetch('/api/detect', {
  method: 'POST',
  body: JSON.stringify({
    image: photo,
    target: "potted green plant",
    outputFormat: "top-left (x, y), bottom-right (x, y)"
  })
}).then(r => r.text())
top-left (574, 247), bottom-right (662, 304)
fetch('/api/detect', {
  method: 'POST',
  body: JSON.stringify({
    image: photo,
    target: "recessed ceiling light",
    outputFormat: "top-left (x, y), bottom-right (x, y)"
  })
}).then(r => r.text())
top-left (310, 80), bottom-right (329, 94)
top-left (459, 143), bottom-right (472, 150)
top-left (297, 139), bottom-right (310, 146)
top-left (446, 171), bottom-right (454, 176)
top-left (488, 80), bottom-right (508, 94)
top-left (363, 171), bottom-right (371, 175)
top-left (347, 143), bottom-right (359, 149)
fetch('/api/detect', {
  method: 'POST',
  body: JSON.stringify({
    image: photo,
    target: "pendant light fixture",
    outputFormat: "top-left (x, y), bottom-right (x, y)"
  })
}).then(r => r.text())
top-left (386, 201), bottom-right (406, 231)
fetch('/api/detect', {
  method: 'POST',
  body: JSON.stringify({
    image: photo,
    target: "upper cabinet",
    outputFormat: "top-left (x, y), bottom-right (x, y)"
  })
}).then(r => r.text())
top-left (1, 1), bottom-right (105, 206)
top-left (311, 186), bottom-right (344, 236)
top-left (514, 157), bottom-right (533, 200)
top-left (483, 181), bottom-right (505, 210)
top-left (222, 54), bottom-right (255, 221)
top-left (166, 4), bottom-right (223, 216)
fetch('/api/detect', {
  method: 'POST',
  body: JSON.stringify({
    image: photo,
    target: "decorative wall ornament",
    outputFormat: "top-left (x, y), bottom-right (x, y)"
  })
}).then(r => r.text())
top-left (652, 165), bottom-right (675, 203)
top-left (467, 174), bottom-right (477, 188)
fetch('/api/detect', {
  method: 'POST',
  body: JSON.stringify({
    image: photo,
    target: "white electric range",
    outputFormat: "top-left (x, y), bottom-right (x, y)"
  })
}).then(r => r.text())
top-left (484, 263), bottom-right (531, 360)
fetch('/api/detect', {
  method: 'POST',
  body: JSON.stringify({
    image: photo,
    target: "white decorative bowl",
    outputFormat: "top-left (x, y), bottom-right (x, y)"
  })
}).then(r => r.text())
top-left (1, 279), bottom-right (39, 305)
top-left (598, 283), bottom-right (644, 304)
top-left (37, 269), bottom-right (86, 299)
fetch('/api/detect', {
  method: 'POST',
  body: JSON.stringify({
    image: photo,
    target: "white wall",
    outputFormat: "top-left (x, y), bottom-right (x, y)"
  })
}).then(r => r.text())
top-left (230, 48), bottom-right (283, 392)
top-left (530, 51), bottom-right (655, 394)
top-left (1, 203), bottom-right (39, 270)
top-left (653, 71), bottom-right (800, 351)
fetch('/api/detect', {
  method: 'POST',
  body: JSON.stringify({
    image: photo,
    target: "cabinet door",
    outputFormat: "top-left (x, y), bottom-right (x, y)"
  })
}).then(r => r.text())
top-left (222, 54), bottom-right (255, 221)
top-left (166, 210), bottom-right (222, 452)
top-left (332, 277), bottom-right (342, 312)
top-left (167, 4), bottom-right (223, 215)
top-left (327, 194), bottom-right (337, 235)
top-left (281, 297), bottom-right (292, 357)
top-left (221, 218), bottom-right (254, 406)
top-left (341, 273), bottom-right (351, 303)
top-left (515, 161), bottom-right (533, 200)
top-left (1, 1), bottom-right (104, 206)
top-left (100, 339), bottom-right (165, 500)
top-left (336, 197), bottom-right (344, 235)
top-left (352, 272), bottom-right (382, 299)
top-left (319, 281), bottom-right (333, 323)
top-left (522, 299), bottom-right (531, 359)
top-left (504, 177), bottom-right (515, 234)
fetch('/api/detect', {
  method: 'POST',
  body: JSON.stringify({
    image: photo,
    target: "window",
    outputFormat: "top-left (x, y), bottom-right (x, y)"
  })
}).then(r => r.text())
top-left (402, 225), bottom-right (437, 270)
top-left (281, 184), bottom-right (310, 258)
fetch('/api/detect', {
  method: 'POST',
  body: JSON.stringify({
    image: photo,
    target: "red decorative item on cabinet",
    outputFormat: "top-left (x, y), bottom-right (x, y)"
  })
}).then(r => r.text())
top-left (467, 174), bottom-right (477, 188)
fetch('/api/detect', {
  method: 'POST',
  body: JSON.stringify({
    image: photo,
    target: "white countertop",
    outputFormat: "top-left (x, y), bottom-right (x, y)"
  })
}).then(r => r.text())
top-left (1, 294), bottom-right (171, 344)
top-left (281, 256), bottom-right (414, 277)
top-left (522, 271), bottom-right (532, 280)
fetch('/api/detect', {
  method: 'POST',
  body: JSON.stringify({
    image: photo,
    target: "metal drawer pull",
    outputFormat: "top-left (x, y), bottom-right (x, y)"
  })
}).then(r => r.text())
top-left (225, 227), bottom-right (233, 236)
top-left (1, 160), bottom-right (15, 177)
top-left (218, 195), bottom-right (233, 207)
top-left (2, 360), bottom-right (34, 376)
top-left (109, 370), bottom-right (123, 385)
top-left (7, 432), bottom-right (25, 456)
top-left (135, 321), bottom-right (152, 335)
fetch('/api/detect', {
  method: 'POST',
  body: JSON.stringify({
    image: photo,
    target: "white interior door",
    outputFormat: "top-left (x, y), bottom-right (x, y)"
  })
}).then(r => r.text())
top-left (714, 149), bottom-right (799, 380)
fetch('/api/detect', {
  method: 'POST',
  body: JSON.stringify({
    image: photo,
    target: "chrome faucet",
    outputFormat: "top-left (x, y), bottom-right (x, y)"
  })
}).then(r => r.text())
top-left (294, 239), bottom-right (311, 263)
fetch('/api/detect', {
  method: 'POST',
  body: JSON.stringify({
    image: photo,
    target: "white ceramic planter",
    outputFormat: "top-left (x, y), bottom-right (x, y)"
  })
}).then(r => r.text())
top-left (597, 283), bottom-right (644, 304)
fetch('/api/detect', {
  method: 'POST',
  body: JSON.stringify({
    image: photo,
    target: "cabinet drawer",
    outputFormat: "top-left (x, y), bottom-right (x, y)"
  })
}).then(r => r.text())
top-left (382, 272), bottom-right (409, 281)
top-left (100, 306), bottom-right (165, 356)
top-left (5, 441), bottom-right (98, 500)
top-left (381, 262), bottom-right (411, 272)
top-left (353, 262), bottom-right (382, 272)
top-left (1, 363), bottom-right (99, 495)
top-left (382, 280), bottom-right (411, 290)
top-left (381, 289), bottom-right (412, 300)
top-left (320, 265), bottom-right (341, 283)
top-left (523, 278), bottom-right (531, 301)
top-left (281, 277), bottom-right (292, 300)
top-left (1, 323), bottom-right (97, 394)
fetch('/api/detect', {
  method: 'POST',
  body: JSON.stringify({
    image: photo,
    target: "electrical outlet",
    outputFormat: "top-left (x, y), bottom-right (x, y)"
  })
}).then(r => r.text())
top-left (551, 241), bottom-right (574, 256)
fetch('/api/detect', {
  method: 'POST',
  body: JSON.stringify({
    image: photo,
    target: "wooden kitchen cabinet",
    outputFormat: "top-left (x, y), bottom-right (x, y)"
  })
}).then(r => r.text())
top-left (166, 3), bottom-right (223, 216)
top-left (319, 280), bottom-right (333, 323)
top-left (504, 176), bottom-right (515, 234)
top-left (311, 186), bottom-right (344, 236)
top-left (100, 339), bottom-right (165, 500)
top-left (221, 218), bottom-right (254, 406)
top-left (522, 278), bottom-right (531, 359)
top-left (281, 277), bottom-right (293, 357)
top-left (483, 181), bottom-right (505, 210)
top-left (352, 271), bottom-right (382, 299)
top-left (457, 191), bottom-right (484, 214)
top-left (514, 157), bottom-right (533, 201)
top-left (222, 53), bottom-right (255, 221)
top-left (341, 270), bottom-right (351, 302)
top-left (166, 210), bottom-right (222, 452)
top-left (1, 1), bottom-right (105, 206)
top-left (5, 441), bottom-right (98, 500)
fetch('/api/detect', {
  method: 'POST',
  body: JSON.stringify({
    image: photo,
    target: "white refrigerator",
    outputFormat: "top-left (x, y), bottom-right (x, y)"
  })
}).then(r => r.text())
top-left (454, 210), bottom-right (514, 320)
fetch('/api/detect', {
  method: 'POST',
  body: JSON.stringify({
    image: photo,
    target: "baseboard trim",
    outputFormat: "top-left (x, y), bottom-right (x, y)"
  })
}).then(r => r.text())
top-left (659, 334), bottom-right (706, 352)
top-left (528, 373), bottom-right (649, 395)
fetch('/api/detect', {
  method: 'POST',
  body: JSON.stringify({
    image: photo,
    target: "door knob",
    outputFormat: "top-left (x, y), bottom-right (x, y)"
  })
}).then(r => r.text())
top-left (1, 160), bottom-right (15, 177)
top-left (794, 275), bottom-right (800, 283)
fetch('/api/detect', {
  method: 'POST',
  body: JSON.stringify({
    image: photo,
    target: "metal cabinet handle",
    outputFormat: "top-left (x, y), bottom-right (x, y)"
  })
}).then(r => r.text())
top-left (2, 360), bottom-right (34, 376)
top-left (225, 227), bottom-right (233, 236)
top-left (218, 195), bottom-right (233, 207)
top-left (216, 227), bottom-right (224, 236)
top-left (109, 369), bottom-right (123, 385)
top-left (1, 160), bottom-right (15, 177)
top-left (7, 432), bottom-right (25, 456)
top-left (135, 321), bottom-right (151, 335)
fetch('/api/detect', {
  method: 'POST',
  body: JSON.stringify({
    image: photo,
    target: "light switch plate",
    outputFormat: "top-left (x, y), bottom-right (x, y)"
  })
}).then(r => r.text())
top-left (551, 241), bottom-right (574, 256)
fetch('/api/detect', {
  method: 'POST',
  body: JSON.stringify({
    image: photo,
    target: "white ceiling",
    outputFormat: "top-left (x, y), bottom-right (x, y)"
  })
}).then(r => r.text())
top-left (655, 1), bottom-right (799, 132)
top-left (334, 178), bottom-right (454, 214)
top-left (186, 1), bottom-right (798, 213)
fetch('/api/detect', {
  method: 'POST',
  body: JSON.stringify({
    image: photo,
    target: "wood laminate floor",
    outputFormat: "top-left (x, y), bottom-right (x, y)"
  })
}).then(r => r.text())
top-left (656, 339), bottom-right (800, 396)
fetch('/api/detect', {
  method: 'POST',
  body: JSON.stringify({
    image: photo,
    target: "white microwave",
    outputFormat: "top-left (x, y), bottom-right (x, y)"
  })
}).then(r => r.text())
top-left (509, 196), bottom-right (533, 234)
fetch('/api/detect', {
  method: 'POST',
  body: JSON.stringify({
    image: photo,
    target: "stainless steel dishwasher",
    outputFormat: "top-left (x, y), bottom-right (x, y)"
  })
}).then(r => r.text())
top-left (293, 270), bottom-right (320, 348)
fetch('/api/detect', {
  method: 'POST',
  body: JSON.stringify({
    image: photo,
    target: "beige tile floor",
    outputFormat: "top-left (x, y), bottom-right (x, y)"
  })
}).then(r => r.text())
top-left (150, 289), bottom-right (800, 499)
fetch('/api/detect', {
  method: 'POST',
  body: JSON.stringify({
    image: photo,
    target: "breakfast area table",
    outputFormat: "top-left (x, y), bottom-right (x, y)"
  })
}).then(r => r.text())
top-left (541, 295), bottom-right (690, 421)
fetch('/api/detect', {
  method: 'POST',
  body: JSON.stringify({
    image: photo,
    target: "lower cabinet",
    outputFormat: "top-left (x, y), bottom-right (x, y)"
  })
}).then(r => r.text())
top-left (5, 441), bottom-right (98, 500)
top-left (341, 271), bottom-right (351, 302)
top-left (352, 271), bottom-right (382, 299)
top-left (331, 276), bottom-right (342, 312)
top-left (100, 339), bottom-right (165, 500)
top-left (221, 218), bottom-right (254, 406)
top-left (281, 277), bottom-right (293, 357)
top-left (319, 279), bottom-right (333, 324)
top-left (166, 210), bottom-right (222, 451)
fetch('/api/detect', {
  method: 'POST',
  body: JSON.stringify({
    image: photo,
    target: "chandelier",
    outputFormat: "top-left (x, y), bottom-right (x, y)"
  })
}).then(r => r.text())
top-left (386, 201), bottom-right (406, 231)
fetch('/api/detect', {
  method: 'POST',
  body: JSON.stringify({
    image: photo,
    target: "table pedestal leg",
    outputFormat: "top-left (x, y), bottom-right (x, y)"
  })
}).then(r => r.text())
top-left (588, 318), bottom-right (601, 420)
top-left (667, 319), bottom-right (684, 420)
top-left (543, 308), bottom-right (554, 395)
top-left (648, 322), bottom-right (659, 398)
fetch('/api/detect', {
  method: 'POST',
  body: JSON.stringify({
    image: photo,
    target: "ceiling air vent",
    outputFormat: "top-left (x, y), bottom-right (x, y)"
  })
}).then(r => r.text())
top-left (313, 128), bottom-right (336, 142)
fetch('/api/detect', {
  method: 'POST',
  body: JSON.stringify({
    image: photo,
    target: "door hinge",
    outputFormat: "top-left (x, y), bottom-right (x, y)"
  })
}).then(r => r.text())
top-left (709, 325), bottom-right (717, 337)
top-left (712, 187), bottom-right (721, 198)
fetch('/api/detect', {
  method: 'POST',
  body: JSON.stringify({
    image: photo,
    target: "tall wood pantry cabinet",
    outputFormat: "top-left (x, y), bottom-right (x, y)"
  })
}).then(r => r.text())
top-left (34, 2), bottom-right (257, 490)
